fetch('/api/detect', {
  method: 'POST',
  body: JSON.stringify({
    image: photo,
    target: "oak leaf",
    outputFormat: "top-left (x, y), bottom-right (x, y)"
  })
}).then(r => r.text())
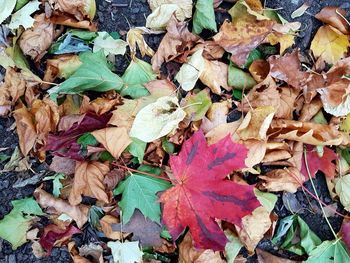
top-left (159, 130), bottom-right (260, 250)
top-left (310, 25), bottom-right (349, 64)
top-left (68, 161), bottom-right (110, 205)
top-left (301, 146), bottom-right (337, 179)
top-left (91, 127), bottom-right (131, 159)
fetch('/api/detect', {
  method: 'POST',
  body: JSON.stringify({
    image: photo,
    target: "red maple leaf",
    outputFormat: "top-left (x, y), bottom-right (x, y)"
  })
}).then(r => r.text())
top-left (159, 130), bottom-right (260, 251)
top-left (301, 146), bottom-right (337, 179)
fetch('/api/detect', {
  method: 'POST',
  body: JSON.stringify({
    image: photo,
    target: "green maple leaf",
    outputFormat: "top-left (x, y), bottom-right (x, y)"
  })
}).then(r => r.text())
top-left (113, 165), bottom-right (171, 224)
top-left (49, 50), bottom-right (123, 98)
top-left (121, 58), bottom-right (157, 99)
top-left (0, 198), bottom-right (43, 249)
top-left (193, 0), bottom-right (217, 34)
top-left (306, 240), bottom-right (350, 262)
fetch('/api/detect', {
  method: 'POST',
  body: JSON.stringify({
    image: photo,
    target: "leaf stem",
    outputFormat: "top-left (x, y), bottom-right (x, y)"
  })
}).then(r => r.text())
top-left (112, 163), bottom-right (172, 182)
top-left (303, 148), bottom-right (338, 239)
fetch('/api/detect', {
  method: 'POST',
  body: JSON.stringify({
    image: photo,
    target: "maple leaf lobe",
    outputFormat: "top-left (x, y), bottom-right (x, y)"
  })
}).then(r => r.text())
top-left (160, 130), bottom-right (259, 251)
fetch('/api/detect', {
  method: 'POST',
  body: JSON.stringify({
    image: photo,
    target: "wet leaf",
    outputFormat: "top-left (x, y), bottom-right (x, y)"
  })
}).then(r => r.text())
top-left (160, 131), bottom-right (259, 250)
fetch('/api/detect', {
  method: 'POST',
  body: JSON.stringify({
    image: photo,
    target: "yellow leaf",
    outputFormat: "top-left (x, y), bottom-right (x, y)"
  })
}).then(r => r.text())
top-left (127, 28), bottom-right (155, 58)
top-left (267, 33), bottom-right (295, 55)
top-left (310, 25), bottom-right (350, 64)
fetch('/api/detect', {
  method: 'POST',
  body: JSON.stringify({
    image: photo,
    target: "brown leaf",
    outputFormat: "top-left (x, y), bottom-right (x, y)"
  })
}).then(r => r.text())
top-left (48, 0), bottom-right (94, 21)
top-left (144, 139), bottom-right (165, 167)
top-left (259, 167), bottom-right (303, 193)
top-left (201, 101), bottom-right (231, 133)
top-left (151, 16), bottom-right (201, 72)
top-left (178, 232), bottom-right (223, 263)
top-left (91, 127), bottom-right (131, 159)
top-left (50, 14), bottom-right (97, 31)
top-left (248, 59), bottom-right (270, 82)
top-left (0, 68), bottom-right (26, 116)
top-left (13, 104), bottom-right (37, 156)
top-left (49, 156), bottom-right (76, 175)
top-left (99, 215), bottom-right (127, 240)
top-left (269, 119), bottom-right (347, 145)
top-left (68, 161), bottom-right (110, 205)
top-left (278, 87), bottom-right (300, 120)
top-left (315, 6), bottom-right (350, 35)
top-left (103, 169), bottom-right (125, 192)
top-left (34, 188), bottom-right (88, 228)
top-left (256, 249), bottom-right (296, 263)
top-left (236, 206), bottom-right (273, 252)
top-left (80, 96), bottom-right (120, 115)
top-left (299, 98), bottom-right (323, 122)
top-left (19, 14), bottom-right (56, 61)
top-left (213, 19), bottom-right (274, 66)
top-left (200, 59), bottom-right (231, 94)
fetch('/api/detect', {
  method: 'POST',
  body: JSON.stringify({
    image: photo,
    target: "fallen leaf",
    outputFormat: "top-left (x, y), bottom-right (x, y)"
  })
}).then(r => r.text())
top-left (91, 127), bottom-right (131, 159)
top-left (146, 4), bottom-right (178, 30)
top-left (310, 25), bottom-right (349, 65)
top-left (8, 0), bottom-right (41, 30)
top-left (151, 16), bottom-right (201, 72)
top-left (306, 240), bottom-right (350, 262)
top-left (148, 0), bottom-right (192, 22)
top-left (80, 95), bottom-right (120, 115)
top-left (108, 241), bottom-right (143, 263)
top-left (34, 188), bottom-right (88, 228)
top-left (181, 89), bottom-right (212, 121)
top-left (112, 209), bottom-right (162, 247)
top-left (175, 48), bottom-right (205, 91)
top-left (19, 14), bottom-right (56, 61)
top-left (0, 197), bottom-right (43, 249)
top-left (335, 174), bottom-right (350, 212)
top-left (301, 146), bottom-right (337, 179)
top-left (315, 6), bottom-right (350, 35)
top-left (49, 14), bottom-right (97, 31)
top-left (129, 96), bottom-right (186, 143)
top-left (127, 28), bottom-right (155, 58)
top-left (256, 248), bottom-right (295, 263)
top-left (228, 63), bottom-right (256, 90)
top-left (48, 0), bottom-right (96, 21)
top-left (93, 32), bottom-right (128, 56)
top-left (193, 0), bottom-right (217, 34)
top-left (179, 232), bottom-right (223, 263)
top-left (160, 130), bottom-right (259, 250)
top-left (224, 229), bottom-right (243, 263)
top-left (99, 215), bottom-right (125, 240)
top-left (340, 220), bottom-right (350, 251)
top-left (291, 3), bottom-right (310, 19)
top-left (114, 165), bottom-right (171, 224)
top-left (78, 243), bottom-right (103, 263)
top-left (201, 59), bottom-right (231, 94)
top-left (0, 0), bottom-right (16, 24)
top-left (39, 224), bottom-right (81, 254)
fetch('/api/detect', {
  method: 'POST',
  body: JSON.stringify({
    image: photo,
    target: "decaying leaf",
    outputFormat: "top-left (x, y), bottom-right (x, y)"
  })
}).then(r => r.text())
top-left (68, 161), bottom-right (110, 205)
top-left (19, 14), bottom-right (56, 61)
top-left (129, 96), bottom-right (186, 143)
top-left (160, 131), bottom-right (259, 250)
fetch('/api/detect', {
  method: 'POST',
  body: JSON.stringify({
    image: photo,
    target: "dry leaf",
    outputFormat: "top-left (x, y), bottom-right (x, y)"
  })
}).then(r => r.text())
top-left (69, 161), bottom-right (110, 205)
top-left (100, 215), bottom-right (127, 240)
top-left (248, 59), bottom-right (270, 82)
top-left (148, 0), bottom-right (192, 22)
top-left (200, 58), bottom-right (231, 94)
top-left (127, 28), bottom-right (155, 58)
top-left (315, 6), bottom-right (350, 35)
top-left (179, 232), bottom-right (223, 263)
top-left (50, 14), bottom-right (97, 31)
top-left (49, 156), bottom-right (76, 175)
top-left (91, 127), bottom-right (131, 158)
top-left (256, 249), bottom-right (296, 263)
top-left (213, 19), bottom-right (273, 66)
top-left (19, 14), bottom-right (56, 61)
top-left (80, 96), bottom-right (120, 115)
top-left (34, 188), bottom-right (88, 228)
top-left (48, 0), bottom-right (95, 21)
top-left (151, 16), bottom-right (201, 72)
top-left (310, 25), bottom-right (350, 65)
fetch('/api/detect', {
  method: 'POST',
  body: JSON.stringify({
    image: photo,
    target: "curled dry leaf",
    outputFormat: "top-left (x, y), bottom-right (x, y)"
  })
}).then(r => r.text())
top-left (179, 232), bottom-right (223, 263)
top-left (49, 14), bottom-right (97, 31)
top-left (80, 95), bottom-right (120, 115)
top-left (268, 119), bottom-right (347, 146)
top-left (127, 28), bottom-right (155, 58)
top-left (248, 59), bottom-right (270, 82)
top-left (146, 4), bottom-right (178, 30)
top-left (48, 0), bottom-right (96, 21)
top-left (34, 188), bottom-right (88, 228)
top-left (91, 127), bottom-right (131, 159)
top-left (148, 0), bottom-right (192, 22)
top-left (151, 16), bottom-right (201, 72)
top-left (19, 14), bottom-right (56, 61)
top-left (315, 6), bottom-right (350, 35)
top-left (68, 161), bottom-right (110, 205)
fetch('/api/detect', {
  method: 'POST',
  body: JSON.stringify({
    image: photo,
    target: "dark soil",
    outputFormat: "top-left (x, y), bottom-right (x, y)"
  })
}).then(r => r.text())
top-left (0, 0), bottom-right (348, 262)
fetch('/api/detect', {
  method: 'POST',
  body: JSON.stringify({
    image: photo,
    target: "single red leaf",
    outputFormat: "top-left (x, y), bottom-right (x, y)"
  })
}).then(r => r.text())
top-left (39, 224), bottom-right (81, 254)
top-left (301, 146), bottom-right (337, 178)
top-left (159, 130), bottom-right (260, 251)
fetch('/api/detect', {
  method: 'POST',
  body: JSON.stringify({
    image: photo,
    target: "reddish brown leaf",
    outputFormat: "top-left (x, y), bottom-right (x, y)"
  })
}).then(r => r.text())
top-left (39, 224), bottom-right (81, 254)
top-left (159, 130), bottom-right (259, 251)
top-left (301, 146), bottom-right (338, 178)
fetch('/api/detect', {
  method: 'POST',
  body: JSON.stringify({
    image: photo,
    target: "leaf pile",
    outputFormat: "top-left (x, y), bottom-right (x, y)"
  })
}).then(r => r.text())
top-left (1, 0), bottom-right (350, 262)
